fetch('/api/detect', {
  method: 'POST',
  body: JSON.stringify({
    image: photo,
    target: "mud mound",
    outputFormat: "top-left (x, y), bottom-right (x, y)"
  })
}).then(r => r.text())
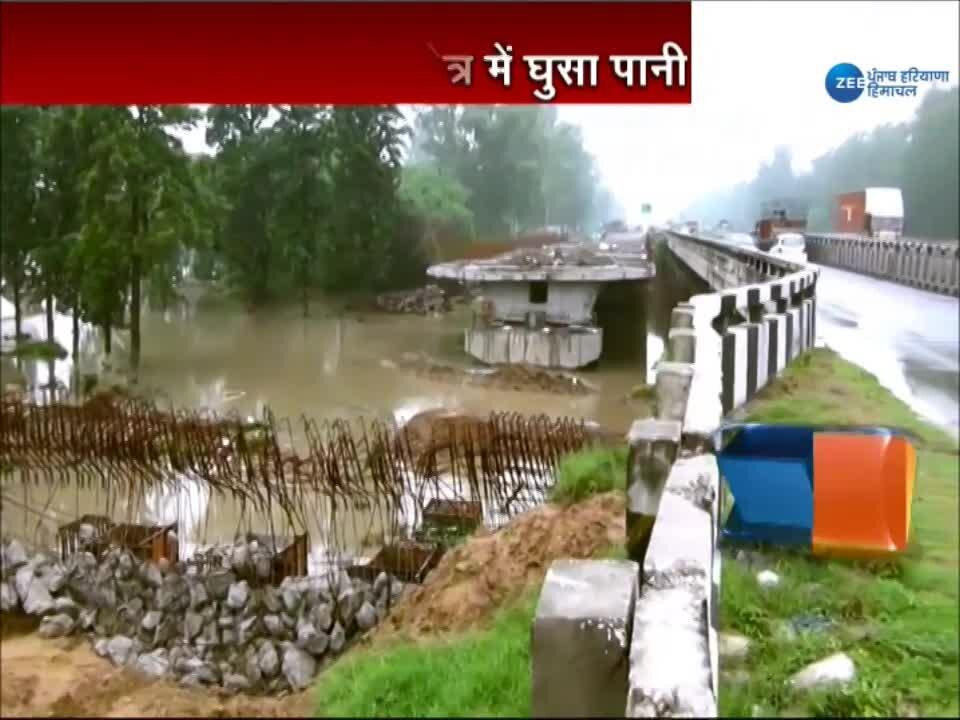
top-left (0, 633), bottom-right (313, 718)
top-left (395, 353), bottom-right (598, 396)
top-left (375, 491), bottom-right (624, 639)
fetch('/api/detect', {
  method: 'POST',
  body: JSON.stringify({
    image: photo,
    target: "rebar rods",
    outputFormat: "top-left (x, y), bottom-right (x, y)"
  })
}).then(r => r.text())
top-left (1, 391), bottom-right (594, 552)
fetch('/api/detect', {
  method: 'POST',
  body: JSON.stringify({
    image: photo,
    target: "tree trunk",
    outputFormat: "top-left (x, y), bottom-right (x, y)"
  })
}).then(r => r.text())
top-left (12, 279), bottom-right (23, 341)
top-left (129, 186), bottom-right (146, 376)
top-left (71, 298), bottom-right (80, 359)
top-left (71, 301), bottom-right (80, 399)
top-left (104, 321), bottom-right (112, 356)
top-left (301, 270), bottom-right (309, 318)
top-left (130, 253), bottom-right (142, 374)
top-left (45, 291), bottom-right (55, 343)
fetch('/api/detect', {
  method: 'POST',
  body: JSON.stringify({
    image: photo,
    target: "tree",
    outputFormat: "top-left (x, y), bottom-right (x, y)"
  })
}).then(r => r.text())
top-left (411, 106), bottom-right (604, 237)
top-left (205, 105), bottom-right (282, 304)
top-left (321, 106), bottom-right (412, 292)
top-left (80, 105), bottom-right (199, 371)
top-left (399, 165), bottom-right (474, 259)
top-left (901, 86), bottom-right (959, 238)
top-left (0, 106), bottom-right (41, 342)
top-left (540, 122), bottom-right (596, 230)
top-left (30, 107), bottom-right (103, 360)
top-left (270, 105), bottom-right (333, 316)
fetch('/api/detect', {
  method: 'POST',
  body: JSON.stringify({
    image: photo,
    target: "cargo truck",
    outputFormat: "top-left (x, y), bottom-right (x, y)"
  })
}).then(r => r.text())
top-left (834, 187), bottom-right (904, 240)
top-left (753, 198), bottom-right (809, 251)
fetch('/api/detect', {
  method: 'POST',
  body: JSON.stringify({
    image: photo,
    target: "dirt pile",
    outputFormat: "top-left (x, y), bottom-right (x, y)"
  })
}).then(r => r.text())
top-left (375, 285), bottom-right (451, 315)
top-left (375, 491), bottom-right (625, 639)
top-left (396, 353), bottom-right (598, 396)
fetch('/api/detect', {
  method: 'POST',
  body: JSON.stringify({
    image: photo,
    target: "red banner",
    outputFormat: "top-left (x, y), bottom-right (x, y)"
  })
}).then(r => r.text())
top-left (0, 1), bottom-right (691, 105)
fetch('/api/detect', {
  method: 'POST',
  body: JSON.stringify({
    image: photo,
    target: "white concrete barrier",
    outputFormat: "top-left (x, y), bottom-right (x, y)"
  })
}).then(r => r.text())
top-left (532, 230), bottom-right (821, 718)
top-left (622, 231), bottom-right (820, 717)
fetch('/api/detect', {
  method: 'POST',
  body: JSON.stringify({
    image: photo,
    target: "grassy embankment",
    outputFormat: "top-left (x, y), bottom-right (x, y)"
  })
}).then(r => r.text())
top-left (313, 348), bottom-right (957, 718)
top-left (720, 348), bottom-right (959, 718)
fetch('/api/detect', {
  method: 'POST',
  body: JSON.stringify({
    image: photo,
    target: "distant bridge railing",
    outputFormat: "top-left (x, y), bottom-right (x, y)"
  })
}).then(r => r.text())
top-left (805, 233), bottom-right (960, 297)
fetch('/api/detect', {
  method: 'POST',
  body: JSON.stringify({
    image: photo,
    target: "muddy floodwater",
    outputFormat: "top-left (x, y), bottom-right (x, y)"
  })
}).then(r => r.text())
top-left (1, 249), bottom-right (708, 568)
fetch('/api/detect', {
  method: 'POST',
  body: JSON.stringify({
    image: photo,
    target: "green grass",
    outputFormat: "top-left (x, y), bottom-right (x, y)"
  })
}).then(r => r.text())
top-left (548, 446), bottom-right (628, 505)
top-left (720, 348), bottom-right (959, 718)
top-left (8, 339), bottom-right (68, 360)
top-left (314, 595), bottom-right (537, 717)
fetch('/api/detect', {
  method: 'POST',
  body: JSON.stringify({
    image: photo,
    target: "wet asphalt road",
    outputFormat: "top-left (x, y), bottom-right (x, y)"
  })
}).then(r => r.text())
top-left (813, 263), bottom-right (960, 436)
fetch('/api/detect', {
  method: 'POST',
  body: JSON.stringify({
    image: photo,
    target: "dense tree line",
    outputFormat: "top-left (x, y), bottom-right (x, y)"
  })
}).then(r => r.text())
top-left (408, 106), bottom-right (622, 237)
top-left (0, 104), bottom-right (420, 377)
top-left (1, 104), bottom-right (616, 378)
top-left (682, 85), bottom-right (959, 240)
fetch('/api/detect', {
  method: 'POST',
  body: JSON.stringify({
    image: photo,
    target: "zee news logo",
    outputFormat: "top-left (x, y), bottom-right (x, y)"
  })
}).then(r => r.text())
top-left (825, 63), bottom-right (866, 103)
top-left (826, 62), bottom-right (949, 103)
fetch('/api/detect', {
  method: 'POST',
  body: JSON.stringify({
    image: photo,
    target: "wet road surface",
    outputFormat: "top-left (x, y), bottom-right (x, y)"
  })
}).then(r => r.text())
top-left (813, 263), bottom-right (960, 436)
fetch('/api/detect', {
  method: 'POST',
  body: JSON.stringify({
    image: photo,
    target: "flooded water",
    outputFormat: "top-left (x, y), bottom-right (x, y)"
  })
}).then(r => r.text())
top-left (1, 248), bottom-right (708, 568)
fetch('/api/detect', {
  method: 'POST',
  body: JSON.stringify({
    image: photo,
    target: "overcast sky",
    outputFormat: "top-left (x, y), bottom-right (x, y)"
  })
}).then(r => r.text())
top-left (175, 0), bottom-right (959, 226)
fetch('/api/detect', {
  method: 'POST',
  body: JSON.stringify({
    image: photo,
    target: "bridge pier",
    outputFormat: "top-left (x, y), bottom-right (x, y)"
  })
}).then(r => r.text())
top-left (426, 247), bottom-right (654, 369)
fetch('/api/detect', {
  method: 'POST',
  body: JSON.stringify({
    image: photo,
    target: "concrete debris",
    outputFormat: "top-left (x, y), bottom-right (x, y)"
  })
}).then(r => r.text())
top-left (281, 644), bottom-right (317, 691)
top-left (756, 569), bottom-right (781, 588)
top-left (0, 537), bottom-right (407, 697)
top-left (38, 613), bottom-right (75, 638)
top-left (107, 634), bottom-right (136, 667)
top-left (789, 652), bottom-right (856, 690)
top-left (23, 577), bottom-right (55, 616)
top-left (773, 621), bottom-right (798, 643)
top-left (1, 581), bottom-right (19, 612)
top-left (376, 284), bottom-right (451, 315)
top-left (134, 648), bottom-right (170, 678)
top-left (224, 672), bottom-right (252, 695)
top-left (4, 539), bottom-right (28, 568)
top-left (226, 580), bottom-right (250, 610)
top-left (718, 631), bottom-right (751, 661)
top-left (257, 640), bottom-right (280, 678)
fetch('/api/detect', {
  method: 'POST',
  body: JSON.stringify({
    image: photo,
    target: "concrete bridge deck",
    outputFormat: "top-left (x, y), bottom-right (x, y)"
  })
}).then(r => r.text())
top-left (427, 245), bottom-right (655, 370)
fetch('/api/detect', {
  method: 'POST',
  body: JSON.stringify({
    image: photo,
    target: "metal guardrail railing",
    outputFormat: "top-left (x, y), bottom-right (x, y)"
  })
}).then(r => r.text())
top-left (804, 233), bottom-right (959, 297)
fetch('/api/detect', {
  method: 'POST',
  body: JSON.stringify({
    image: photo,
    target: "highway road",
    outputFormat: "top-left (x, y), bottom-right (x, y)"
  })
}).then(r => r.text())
top-left (814, 263), bottom-right (960, 436)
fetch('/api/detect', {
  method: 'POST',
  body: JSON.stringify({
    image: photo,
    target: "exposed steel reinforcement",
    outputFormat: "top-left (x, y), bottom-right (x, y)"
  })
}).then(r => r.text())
top-left (1, 391), bottom-right (594, 559)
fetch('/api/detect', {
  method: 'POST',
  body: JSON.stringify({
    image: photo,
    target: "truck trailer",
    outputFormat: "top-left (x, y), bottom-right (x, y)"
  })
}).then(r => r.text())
top-left (833, 187), bottom-right (904, 240)
top-left (752, 198), bottom-right (809, 251)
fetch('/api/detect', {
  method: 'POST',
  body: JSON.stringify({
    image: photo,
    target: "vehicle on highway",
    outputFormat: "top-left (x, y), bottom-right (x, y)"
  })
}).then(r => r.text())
top-left (769, 232), bottom-right (808, 263)
top-left (754, 198), bottom-right (808, 251)
top-left (833, 187), bottom-right (904, 240)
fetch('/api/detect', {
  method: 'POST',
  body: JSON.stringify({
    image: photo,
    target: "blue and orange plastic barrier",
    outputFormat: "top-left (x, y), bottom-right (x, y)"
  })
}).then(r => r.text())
top-left (715, 424), bottom-right (917, 558)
